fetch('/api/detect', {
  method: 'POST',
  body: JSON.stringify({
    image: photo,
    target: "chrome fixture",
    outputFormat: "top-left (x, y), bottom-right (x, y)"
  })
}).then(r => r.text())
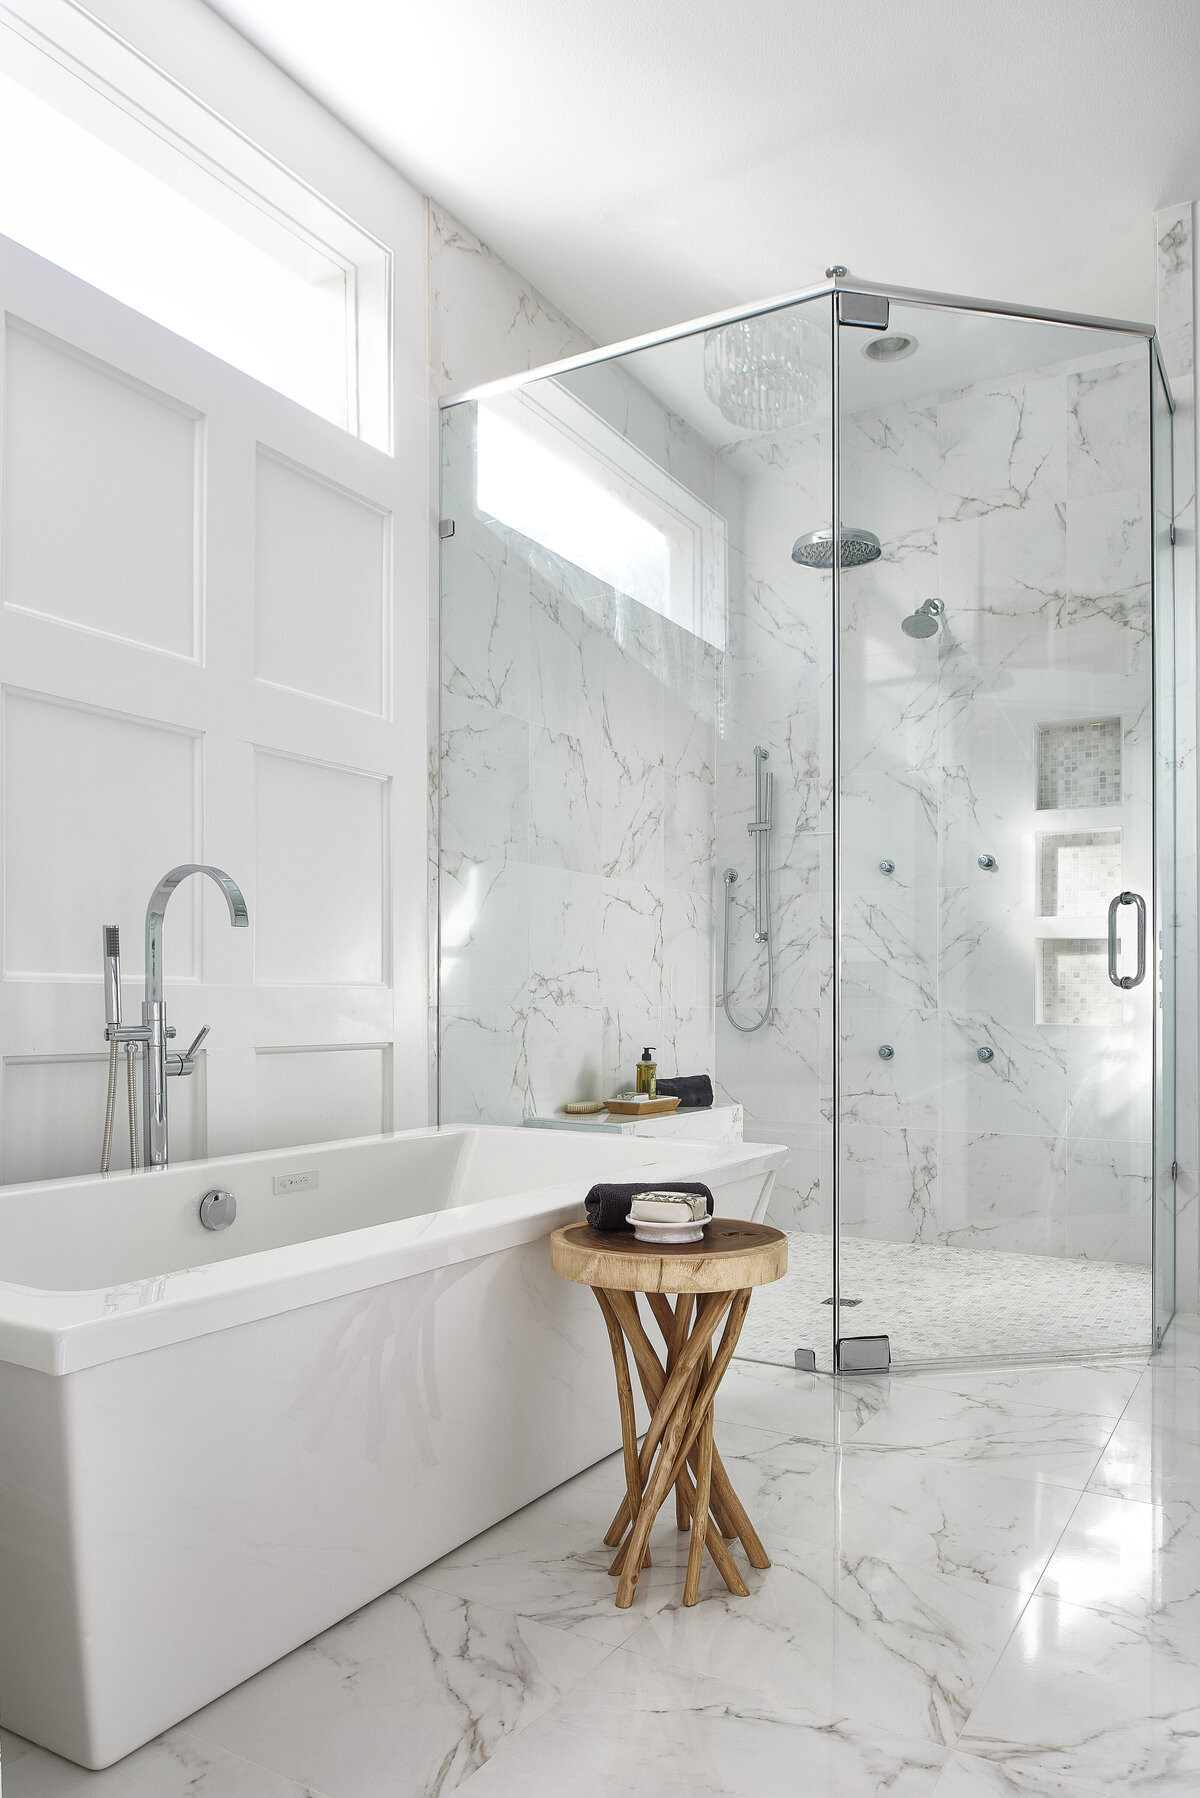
top-left (825, 265), bottom-right (848, 278)
top-left (863, 333), bottom-right (918, 362)
top-left (100, 925), bottom-right (139, 1174)
top-left (702, 311), bottom-right (830, 432)
top-left (104, 864), bottom-right (248, 1169)
top-left (977, 1047), bottom-right (995, 1063)
top-left (1108, 890), bottom-right (1147, 989)
top-left (199, 1188), bottom-right (237, 1231)
top-left (721, 748), bottom-right (774, 1033)
top-left (837, 1334), bottom-right (891, 1372)
top-left (791, 526), bottom-right (882, 569)
top-left (878, 1044), bottom-right (895, 1060)
top-left (978, 853), bottom-right (997, 871)
top-left (879, 859), bottom-right (896, 875)
top-left (901, 596), bottom-right (944, 638)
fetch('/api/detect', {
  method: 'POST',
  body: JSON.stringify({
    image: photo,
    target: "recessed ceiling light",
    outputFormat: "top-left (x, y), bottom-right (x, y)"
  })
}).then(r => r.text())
top-left (862, 333), bottom-right (918, 362)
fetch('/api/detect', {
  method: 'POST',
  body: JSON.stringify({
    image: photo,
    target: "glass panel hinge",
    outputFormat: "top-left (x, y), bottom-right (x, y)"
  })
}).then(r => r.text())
top-left (438, 519), bottom-right (456, 539)
top-left (1171, 1160), bottom-right (1179, 1180)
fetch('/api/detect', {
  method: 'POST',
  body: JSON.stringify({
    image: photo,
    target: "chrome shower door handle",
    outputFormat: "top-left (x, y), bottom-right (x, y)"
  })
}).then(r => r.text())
top-left (1108, 890), bottom-right (1147, 989)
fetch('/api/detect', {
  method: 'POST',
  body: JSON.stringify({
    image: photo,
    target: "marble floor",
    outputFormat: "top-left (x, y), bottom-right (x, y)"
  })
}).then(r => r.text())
top-left (3, 1312), bottom-right (1198, 1797)
top-left (736, 1231), bottom-right (1153, 1371)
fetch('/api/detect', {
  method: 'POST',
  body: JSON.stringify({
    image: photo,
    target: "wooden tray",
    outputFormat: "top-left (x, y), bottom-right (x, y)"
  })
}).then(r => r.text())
top-left (603, 1096), bottom-right (682, 1116)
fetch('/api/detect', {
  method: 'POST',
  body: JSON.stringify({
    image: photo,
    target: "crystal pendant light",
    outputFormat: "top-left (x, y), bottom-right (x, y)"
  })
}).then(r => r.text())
top-left (702, 311), bottom-right (830, 432)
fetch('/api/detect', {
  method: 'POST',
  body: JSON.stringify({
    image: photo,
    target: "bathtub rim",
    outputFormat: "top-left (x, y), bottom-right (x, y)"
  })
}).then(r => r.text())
top-left (0, 1126), bottom-right (788, 1375)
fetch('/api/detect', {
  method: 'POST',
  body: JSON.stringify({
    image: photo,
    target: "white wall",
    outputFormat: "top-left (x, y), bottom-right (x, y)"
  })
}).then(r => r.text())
top-left (0, 0), bottom-right (432, 1179)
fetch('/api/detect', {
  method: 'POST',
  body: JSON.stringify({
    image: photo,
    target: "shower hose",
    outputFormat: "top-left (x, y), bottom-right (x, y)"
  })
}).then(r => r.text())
top-left (100, 1042), bottom-right (140, 1174)
top-left (721, 867), bottom-right (774, 1034)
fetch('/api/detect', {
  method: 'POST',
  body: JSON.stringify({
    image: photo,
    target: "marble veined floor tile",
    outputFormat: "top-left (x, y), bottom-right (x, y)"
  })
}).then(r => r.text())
top-left (956, 1594), bottom-right (1200, 1795)
top-left (182, 1583), bottom-right (609, 1798)
top-left (0, 1729), bottom-right (323, 1798)
top-left (408, 1507), bottom-right (681, 1646)
top-left (930, 1744), bottom-right (1110, 1796)
top-left (727, 1441), bottom-right (1081, 1597)
top-left (1034, 1489), bottom-right (1200, 1631)
top-left (404, 1428), bottom-right (804, 1642)
top-left (457, 1648), bottom-right (949, 1798)
top-left (715, 1356), bottom-right (888, 1443)
top-left (846, 1383), bottom-right (1117, 1487)
top-left (904, 1359), bottom-right (1146, 1420)
top-left (1123, 1359), bottom-right (1200, 1419)
top-left (618, 1545), bottom-right (1029, 1748)
top-left (1086, 1406), bottom-right (1200, 1506)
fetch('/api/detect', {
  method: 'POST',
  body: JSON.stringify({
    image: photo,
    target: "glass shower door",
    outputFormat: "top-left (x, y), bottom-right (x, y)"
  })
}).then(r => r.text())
top-left (834, 296), bottom-right (1165, 1366)
top-left (1152, 350), bottom-right (1178, 1345)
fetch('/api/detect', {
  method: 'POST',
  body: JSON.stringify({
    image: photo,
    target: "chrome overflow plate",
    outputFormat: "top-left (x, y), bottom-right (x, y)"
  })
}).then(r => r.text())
top-left (199, 1188), bottom-right (237, 1231)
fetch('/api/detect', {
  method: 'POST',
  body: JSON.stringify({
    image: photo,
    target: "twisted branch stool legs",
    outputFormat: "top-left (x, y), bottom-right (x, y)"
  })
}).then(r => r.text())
top-left (592, 1285), bottom-right (767, 1608)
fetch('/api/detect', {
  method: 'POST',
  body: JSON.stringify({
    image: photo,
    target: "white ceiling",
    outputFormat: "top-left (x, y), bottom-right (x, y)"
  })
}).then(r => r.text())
top-left (205, 0), bottom-right (1200, 349)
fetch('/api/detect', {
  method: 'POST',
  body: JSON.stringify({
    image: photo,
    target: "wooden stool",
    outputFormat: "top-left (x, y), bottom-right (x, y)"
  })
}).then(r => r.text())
top-left (550, 1219), bottom-right (787, 1608)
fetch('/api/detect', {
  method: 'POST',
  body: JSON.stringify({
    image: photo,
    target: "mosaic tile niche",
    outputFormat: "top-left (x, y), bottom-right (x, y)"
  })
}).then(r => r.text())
top-left (1039, 937), bottom-right (1124, 1027)
top-left (1038, 830), bottom-right (1123, 916)
top-left (1036, 718), bottom-right (1123, 810)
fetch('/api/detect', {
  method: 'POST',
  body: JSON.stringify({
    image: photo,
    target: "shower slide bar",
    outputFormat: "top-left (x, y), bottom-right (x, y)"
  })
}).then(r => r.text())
top-left (721, 747), bottom-right (774, 1035)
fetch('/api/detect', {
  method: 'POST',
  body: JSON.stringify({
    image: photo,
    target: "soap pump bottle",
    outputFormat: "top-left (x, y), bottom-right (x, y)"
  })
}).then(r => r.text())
top-left (636, 1046), bottom-right (657, 1099)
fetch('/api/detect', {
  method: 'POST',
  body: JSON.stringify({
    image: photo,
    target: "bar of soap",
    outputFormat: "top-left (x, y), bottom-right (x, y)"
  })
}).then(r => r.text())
top-left (629, 1191), bottom-right (709, 1224)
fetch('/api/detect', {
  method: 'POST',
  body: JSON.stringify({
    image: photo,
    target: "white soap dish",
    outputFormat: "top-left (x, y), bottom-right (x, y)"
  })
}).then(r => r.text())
top-left (630, 1215), bottom-right (709, 1245)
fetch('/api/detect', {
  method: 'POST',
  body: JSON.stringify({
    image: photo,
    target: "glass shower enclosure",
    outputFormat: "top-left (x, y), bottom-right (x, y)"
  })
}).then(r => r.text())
top-left (437, 273), bottom-right (1177, 1372)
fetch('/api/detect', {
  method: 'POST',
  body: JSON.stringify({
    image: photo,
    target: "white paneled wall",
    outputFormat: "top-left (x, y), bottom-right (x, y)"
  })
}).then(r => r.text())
top-left (0, 217), bottom-right (417, 1183)
top-left (253, 751), bottom-right (389, 987)
top-left (254, 1044), bottom-right (390, 1151)
top-left (254, 452), bottom-right (390, 715)
top-left (4, 323), bottom-right (200, 655)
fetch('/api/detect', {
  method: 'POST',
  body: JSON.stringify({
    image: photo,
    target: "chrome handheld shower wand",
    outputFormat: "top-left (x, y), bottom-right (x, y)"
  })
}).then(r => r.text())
top-left (721, 747), bottom-right (774, 1034)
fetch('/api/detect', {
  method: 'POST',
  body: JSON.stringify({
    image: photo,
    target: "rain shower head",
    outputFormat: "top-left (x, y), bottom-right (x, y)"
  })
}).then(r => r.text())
top-left (901, 598), bottom-right (944, 638)
top-left (791, 526), bottom-right (881, 570)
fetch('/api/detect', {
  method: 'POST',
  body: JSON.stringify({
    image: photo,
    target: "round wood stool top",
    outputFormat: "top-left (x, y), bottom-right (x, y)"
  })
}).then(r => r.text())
top-left (550, 1219), bottom-right (787, 1294)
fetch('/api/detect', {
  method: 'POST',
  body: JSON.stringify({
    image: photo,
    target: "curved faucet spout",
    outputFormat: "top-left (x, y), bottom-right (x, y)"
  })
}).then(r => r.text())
top-left (145, 863), bottom-right (249, 1004)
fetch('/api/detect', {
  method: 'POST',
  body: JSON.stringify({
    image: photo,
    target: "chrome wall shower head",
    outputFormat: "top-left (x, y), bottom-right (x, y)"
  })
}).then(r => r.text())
top-left (791, 526), bottom-right (882, 570)
top-left (901, 597), bottom-right (944, 638)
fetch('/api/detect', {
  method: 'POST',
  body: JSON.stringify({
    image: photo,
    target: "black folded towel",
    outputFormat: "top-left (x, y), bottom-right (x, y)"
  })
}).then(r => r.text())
top-left (584, 1180), bottom-right (714, 1233)
top-left (656, 1075), bottom-right (714, 1111)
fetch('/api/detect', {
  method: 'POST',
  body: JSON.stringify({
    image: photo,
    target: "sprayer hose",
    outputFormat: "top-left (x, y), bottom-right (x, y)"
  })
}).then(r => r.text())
top-left (100, 1038), bottom-right (119, 1173)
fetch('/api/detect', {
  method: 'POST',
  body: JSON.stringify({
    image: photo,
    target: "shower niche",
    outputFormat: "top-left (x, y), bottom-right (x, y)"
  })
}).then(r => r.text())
top-left (437, 271), bottom-right (1177, 1369)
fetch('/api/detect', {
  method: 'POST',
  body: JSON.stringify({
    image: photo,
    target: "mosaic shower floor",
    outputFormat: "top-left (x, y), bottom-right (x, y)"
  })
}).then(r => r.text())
top-left (736, 1232), bottom-right (1153, 1370)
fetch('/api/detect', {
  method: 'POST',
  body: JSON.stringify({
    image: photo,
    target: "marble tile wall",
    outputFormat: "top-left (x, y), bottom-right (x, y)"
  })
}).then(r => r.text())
top-left (427, 205), bottom-right (596, 1120)
top-left (713, 417), bottom-right (833, 1233)
top-left (721, 338), bottom-right (1163, 1271)
top-left (432, 206), bottom-right (721, 1120)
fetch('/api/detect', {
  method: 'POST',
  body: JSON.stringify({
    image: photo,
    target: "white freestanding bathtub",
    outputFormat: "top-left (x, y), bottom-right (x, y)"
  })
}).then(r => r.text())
top-left (0, 1124), bottom-right (785, 1768)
